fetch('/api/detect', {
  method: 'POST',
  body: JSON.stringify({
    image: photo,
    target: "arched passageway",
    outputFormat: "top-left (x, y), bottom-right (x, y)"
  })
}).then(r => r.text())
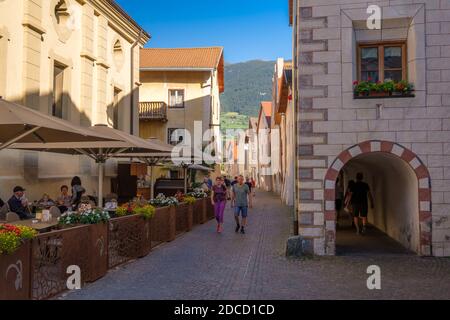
top-left (324, 141), bottom-right (432, 256)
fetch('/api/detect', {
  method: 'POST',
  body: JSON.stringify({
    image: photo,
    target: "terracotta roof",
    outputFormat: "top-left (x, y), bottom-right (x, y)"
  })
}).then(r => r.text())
top-left (257, 101), bottom-right (272, 132)
top-left (140, 47), bottom-right (225, 93)
top-left (140, 47), bottom-right (224, 70)
top-left (289, 0), bottom-right (294, 26)
top-left (261, 101), bottom-right (272, 118)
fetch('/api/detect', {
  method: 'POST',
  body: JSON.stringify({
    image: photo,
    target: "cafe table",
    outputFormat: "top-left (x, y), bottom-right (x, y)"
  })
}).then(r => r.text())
top-left (11, 218), bottom-right (59, 233)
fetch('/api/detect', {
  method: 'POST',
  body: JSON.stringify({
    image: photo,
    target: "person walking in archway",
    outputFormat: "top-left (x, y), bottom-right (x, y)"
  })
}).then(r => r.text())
top-left (349, 173), bottom-right (374, 235)
top-left (335, 177), bottom-right (344, 227)
top-left (344, 180), bottom-right (356, 227)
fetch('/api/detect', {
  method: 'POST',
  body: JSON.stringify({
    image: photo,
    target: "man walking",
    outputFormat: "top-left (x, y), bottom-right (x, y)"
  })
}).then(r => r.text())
top-left (232, 175), bottom-right (251, 234)
top-left (349, 172), bottom-right (374, 234)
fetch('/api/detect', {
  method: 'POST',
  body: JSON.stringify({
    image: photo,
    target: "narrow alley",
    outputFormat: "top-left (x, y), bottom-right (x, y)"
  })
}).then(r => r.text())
top-left (62, 191), bottom-right (450, 300)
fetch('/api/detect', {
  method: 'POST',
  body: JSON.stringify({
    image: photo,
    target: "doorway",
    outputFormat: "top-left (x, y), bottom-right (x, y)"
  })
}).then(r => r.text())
top-left (323, 141), bottom-right (432, 256)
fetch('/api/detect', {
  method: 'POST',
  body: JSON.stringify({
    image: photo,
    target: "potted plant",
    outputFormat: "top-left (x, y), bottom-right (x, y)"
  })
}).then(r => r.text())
top-left (0, 224), bottom-right (37, 300)
top-left (393, 80), bottom-right (414, 96)
top-left (381, 80), bottom-right (395, 96)
top-left (367, 81), bottom-right (388, 97)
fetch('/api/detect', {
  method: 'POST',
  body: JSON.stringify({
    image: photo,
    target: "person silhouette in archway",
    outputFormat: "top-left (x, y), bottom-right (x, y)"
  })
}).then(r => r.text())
top-left (349, 172), bottom-right (374, 235)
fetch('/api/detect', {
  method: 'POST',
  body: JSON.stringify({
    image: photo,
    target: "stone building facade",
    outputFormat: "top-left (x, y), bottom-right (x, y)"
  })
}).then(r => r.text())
top-left (291, 0), bottom-right (450, 256)
top-left (0, 0), bottom-right (149, 201)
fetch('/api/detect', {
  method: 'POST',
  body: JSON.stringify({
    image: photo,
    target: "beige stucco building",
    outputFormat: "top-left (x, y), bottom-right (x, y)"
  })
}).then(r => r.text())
top-left (0, 0), bottom-right (149, 201)
top-left (257, 101), bottom-right (273, 192)
top-left (139, 47), bottom-right (224, 163)
top-left (290, 0), bottom-right (450, 257)
top-left (271, 59), bottom-right (294, 206)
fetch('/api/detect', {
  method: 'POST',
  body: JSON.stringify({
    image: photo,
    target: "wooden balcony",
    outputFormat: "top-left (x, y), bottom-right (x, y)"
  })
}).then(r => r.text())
top-left (139, 101), bottom-right (168, 122)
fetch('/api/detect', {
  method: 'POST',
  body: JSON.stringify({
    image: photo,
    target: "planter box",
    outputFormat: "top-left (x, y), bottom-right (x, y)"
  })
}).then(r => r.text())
top-left (193, 199), bottom-right (207, 225)
top-left (0, 241), bottom-right (31, 300)
top-left (175, 203), bottom-right (190, 235)
top-left (206, 200), bottom-right (215, 220)
top-left (151, 206), bottom-right (176, 243)
top-left (108, 215), bottom-right (151, 269)
top-left (354, 91), bottom-right (415, 99)
top-left (86, 223), bottom-right (108, 282)
top-left (30, 225), bottom-right (91, 300)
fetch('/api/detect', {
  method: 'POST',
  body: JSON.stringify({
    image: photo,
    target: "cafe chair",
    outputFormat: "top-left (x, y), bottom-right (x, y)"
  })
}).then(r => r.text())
top-left (6, 212), bottom-right (20, 222)
top-left (0, 203), bottom-right (10, 220)
top-left (49, 206), bottom-right (61, 218)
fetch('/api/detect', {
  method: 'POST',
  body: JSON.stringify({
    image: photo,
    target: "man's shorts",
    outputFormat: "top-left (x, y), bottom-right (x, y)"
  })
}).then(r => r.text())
top-left (352, 203), bottom-right (368, 218)
top-left (234, 206), bottom-right (248, 218)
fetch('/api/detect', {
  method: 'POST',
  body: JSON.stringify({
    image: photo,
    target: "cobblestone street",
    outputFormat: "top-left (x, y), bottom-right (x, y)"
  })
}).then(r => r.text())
top-left (62, 191), bottom-right (450, 300)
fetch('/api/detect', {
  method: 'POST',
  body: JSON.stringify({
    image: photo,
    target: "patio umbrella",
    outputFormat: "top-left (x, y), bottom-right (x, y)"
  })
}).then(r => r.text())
top-left (10, 125), bottom-right (173, 207)
top-left (0, 99), bottom-right (113, 150)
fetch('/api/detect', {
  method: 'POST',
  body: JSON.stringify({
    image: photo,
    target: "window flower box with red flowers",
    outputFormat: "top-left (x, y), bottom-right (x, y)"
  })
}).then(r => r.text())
top-left (353, 80), bottom-right (415, 99)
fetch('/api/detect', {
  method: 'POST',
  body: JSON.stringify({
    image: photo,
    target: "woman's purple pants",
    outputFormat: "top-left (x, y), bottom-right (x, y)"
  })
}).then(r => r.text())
top-left (214, 200), bottom-right (226, 224)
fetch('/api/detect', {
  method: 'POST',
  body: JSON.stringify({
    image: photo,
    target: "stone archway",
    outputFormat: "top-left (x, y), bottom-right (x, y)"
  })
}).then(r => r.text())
top-left (323, 140), bottom-right (432, 256)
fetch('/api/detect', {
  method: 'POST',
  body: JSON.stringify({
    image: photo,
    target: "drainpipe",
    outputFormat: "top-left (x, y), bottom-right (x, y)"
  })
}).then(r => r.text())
top-left (130, 29), bottom-right (144, 135)
top-left (292, 0), bottom-right (299, 236)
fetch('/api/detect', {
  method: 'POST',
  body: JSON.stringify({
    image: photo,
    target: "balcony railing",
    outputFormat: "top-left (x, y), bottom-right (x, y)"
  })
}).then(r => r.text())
top-left (139, 101), bottom-right (168, 121)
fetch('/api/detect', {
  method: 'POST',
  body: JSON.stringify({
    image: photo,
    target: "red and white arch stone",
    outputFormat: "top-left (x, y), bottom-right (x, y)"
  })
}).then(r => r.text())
top-left (323, 140), bottom-right (432, 256)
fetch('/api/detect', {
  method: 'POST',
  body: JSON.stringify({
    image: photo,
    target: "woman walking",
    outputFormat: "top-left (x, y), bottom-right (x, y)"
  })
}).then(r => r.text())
top-left (211, 177), bottom-right (228, 233)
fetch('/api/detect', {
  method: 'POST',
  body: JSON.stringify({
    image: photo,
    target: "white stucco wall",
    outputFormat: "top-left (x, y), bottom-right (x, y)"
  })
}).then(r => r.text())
top-left (343, 153), bottom-right (420, 253)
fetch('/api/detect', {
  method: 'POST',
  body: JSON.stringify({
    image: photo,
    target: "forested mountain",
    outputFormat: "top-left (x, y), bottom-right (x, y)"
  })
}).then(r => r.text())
top-left (220, 60), bottom-right (274, 117)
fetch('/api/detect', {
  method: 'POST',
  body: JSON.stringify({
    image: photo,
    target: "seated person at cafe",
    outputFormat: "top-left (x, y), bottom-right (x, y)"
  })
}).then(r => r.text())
top-left (8, 186), bottom-right (33, 220)
top-left (37, 193), bottom-right (55, 209)
top-left (56, 185), bottom-right (71, 213)
top-left (104, 194), bottom-right (118, 210)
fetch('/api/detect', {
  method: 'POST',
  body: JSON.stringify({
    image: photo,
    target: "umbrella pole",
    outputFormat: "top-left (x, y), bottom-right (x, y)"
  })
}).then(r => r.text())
top-left (98, 161), bottom-right (104, 208)
top-left (184, 167), bottom-right (187, 194)
top-left (150, 164), bottom-right (154, 200)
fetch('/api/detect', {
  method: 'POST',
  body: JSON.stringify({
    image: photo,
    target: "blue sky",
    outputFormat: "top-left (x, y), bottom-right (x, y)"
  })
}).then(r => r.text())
top-left (115, 0), bottom-right (292, 63)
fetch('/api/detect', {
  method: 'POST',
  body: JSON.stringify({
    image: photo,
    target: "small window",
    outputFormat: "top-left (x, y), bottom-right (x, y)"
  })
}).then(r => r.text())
top-left (167, 128), bottom-right (185, 146)
top-left (168, 89), bottom-right (185, 108)
top-left (358, 42), bottom-right (406, 82)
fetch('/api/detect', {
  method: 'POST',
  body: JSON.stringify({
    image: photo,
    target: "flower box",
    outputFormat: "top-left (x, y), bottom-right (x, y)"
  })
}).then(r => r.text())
top-left (86, 223), bottom-right (108, 282)
top-left (30, 225), bottom-right (91, 300)
top-left (193, 199), bottom-right (207, 225)
top-left (175, 203), bottom-right (190, 235)
top-left (0, 240), bottom-right (31, 300)
top-left (108, 215), bottom-right (151, 268)
top-left (353, 80), bottom-right (414, 99)
top-left (150, 206), bottom-right (176, 243)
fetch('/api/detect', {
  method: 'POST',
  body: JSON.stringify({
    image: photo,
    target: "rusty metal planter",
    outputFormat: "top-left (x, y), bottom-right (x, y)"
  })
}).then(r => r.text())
top-left (108, 215), bottom-right (151, 269)
top-left (30, 225), bottom-right (90, 300)
top-left (151, 206), bottom-right (176, 244)
top-left (86, 223), bottom-right (108, 282)
top-left (206, 199), bottom-right (215, 220)
top-left (175, 203), bottom-right (190, 235)
top-left (193, 199), bottom-right (207, 225)
top-left (0, 241), bottom-right (32, 300)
